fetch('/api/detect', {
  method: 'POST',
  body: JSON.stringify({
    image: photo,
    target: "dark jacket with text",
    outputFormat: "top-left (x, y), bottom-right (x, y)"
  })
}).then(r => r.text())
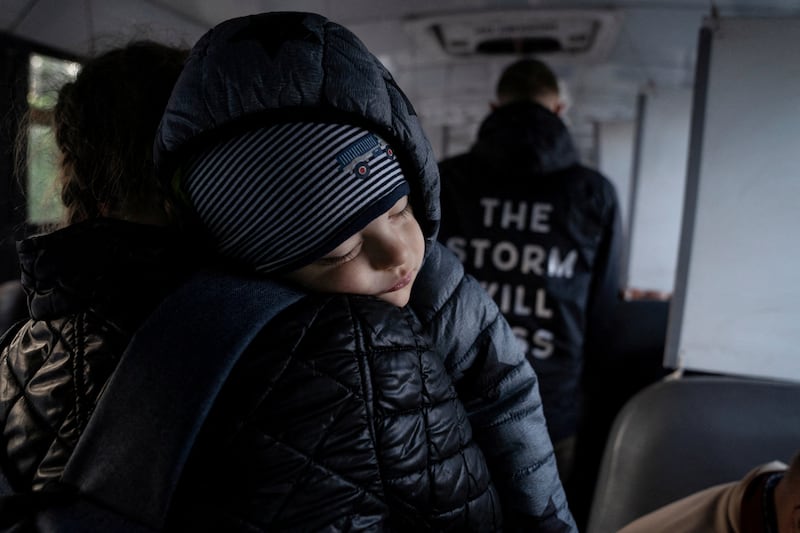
top-left (438, 101), bottom-right (622, 442)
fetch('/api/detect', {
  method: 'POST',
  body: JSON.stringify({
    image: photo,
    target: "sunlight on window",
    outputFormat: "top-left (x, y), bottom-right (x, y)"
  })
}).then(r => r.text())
top-left (26, 125), bottom-right (62, 224)
top-left (25, 54), bottom-right (80, 225)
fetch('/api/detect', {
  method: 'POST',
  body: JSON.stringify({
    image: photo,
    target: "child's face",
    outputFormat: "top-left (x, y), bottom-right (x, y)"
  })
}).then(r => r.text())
top-left (284, 196), bottom-right (425, 307)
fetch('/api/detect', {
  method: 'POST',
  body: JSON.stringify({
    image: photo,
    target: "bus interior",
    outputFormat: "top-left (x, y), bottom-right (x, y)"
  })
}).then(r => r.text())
top-left (1, 1), bottom-right (799, 531)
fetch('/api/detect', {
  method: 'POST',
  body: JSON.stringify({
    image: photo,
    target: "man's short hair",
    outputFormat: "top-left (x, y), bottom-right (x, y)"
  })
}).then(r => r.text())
top-left (496, 58), bottom-right (559, 103)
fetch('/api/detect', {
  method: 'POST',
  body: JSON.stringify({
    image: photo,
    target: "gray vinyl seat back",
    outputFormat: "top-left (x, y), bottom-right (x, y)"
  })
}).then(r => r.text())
top-left (586, 375), bottom-right (800, 533)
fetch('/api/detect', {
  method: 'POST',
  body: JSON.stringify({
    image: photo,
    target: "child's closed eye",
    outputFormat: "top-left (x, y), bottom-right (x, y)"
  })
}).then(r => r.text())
top-left (316, 241), bottom-right (363, 266)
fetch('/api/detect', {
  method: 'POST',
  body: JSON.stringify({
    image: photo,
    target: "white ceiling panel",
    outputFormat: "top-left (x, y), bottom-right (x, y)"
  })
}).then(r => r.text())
top-left (3, 0), bottom-right (800, 157)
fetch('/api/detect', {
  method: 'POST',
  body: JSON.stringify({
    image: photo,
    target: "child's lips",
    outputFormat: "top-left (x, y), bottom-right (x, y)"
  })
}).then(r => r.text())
top-left (386, 272), bottom-right (413, 293)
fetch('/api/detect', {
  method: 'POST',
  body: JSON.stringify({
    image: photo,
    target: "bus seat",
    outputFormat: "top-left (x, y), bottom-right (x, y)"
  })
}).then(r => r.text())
top-left (586, 375), bottom-right (800, 533)
top-left (570, 298), bottom-right (672, 530)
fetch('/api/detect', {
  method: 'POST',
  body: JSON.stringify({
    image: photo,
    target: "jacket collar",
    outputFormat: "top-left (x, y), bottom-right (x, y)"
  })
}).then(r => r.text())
top-left (18, 218), bottom-right (190, 322)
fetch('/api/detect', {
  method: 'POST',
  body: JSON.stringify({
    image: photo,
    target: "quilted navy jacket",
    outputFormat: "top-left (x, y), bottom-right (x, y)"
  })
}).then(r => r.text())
top-left (155, 12), bottom-right (576, 531)
top-left (170, 292), bottom-right (502, 531)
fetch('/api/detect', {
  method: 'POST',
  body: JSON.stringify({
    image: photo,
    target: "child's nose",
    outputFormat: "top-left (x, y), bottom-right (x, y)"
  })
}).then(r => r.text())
top-left (368, 234), bottom-right (409, 270)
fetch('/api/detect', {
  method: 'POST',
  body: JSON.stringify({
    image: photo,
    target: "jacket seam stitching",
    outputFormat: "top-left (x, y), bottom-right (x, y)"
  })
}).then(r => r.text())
top-left (447, 309), bottom-right (497, 375)
top-left (405, 310), bottom-right (438, 525)
top-left (510, 451), bottom-right (553, 481)
top-left (380, 441), bottom-right (478, 482)
top-left (352, 298), bottom-right (388, 502)
top-left (484, 403), bottom-right (537, 429)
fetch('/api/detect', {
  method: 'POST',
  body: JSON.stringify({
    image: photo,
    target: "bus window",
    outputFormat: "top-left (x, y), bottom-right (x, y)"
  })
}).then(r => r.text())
top-left (25, 53), bottom-right (79, 225)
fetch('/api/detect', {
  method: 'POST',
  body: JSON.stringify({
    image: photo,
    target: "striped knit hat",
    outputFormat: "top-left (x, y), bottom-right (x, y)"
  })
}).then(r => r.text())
top-left (182, 121), bottom-right (410, 273)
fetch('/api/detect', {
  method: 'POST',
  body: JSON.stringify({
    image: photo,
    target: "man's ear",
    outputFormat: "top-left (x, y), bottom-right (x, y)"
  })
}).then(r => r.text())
top-left (535, 93), bottom-right (564, 116)
top-left (792, 506), bottom-right (800, 532)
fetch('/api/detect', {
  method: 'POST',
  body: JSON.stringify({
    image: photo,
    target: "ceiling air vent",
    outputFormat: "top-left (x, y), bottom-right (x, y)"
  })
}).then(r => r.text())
top-left (408, 9), bottom-right (622, 63)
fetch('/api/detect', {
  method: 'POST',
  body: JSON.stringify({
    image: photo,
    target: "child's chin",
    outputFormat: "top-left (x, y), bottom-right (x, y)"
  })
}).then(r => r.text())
top-left (377, 290), bottom-right (410, 308)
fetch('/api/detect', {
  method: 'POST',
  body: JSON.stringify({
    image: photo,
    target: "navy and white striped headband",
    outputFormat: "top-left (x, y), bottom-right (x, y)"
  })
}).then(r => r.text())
top-left (183, 122), bottom-right (410, 273)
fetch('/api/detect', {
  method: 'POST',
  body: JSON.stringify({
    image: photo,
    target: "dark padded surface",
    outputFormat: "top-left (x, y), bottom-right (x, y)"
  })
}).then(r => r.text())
top-left (0, 279), bottom-right (26, 336)
top-left (587, 375), bottom-right (800, 533)
top-left (569, 299), bottom-right (672, 530)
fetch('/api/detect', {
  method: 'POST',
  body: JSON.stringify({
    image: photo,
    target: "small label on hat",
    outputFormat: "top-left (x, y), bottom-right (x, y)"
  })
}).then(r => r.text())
top-left (336, 133), bottom-right (395, 179)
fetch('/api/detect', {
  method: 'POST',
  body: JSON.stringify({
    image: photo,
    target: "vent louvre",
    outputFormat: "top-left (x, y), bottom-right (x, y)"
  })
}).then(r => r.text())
top-left (409, 9), bottom-right (621, 63)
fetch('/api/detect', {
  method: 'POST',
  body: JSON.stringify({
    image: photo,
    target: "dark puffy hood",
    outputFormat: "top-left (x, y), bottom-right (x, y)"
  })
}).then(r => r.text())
top-left (154, 12), bottom-right (440, 244)
top-left (473, 101), bottom-right (579, 176)
top-left (17, 218), bottom-right (190, 326)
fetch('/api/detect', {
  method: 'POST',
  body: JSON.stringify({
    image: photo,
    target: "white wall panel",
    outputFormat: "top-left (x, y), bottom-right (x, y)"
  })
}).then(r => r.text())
top-left (667, 18), bottom-right (800, 382)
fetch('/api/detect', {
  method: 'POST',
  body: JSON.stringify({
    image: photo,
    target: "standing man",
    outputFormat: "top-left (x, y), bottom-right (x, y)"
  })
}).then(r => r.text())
top-left (437, 58), bottom-right (622, 484)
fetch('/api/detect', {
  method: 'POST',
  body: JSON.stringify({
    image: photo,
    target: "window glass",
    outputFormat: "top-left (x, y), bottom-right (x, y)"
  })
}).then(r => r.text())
top-left (25, 54), bottom-right (80, 225)
top-left (26, 124), bottom-right (62, 223)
